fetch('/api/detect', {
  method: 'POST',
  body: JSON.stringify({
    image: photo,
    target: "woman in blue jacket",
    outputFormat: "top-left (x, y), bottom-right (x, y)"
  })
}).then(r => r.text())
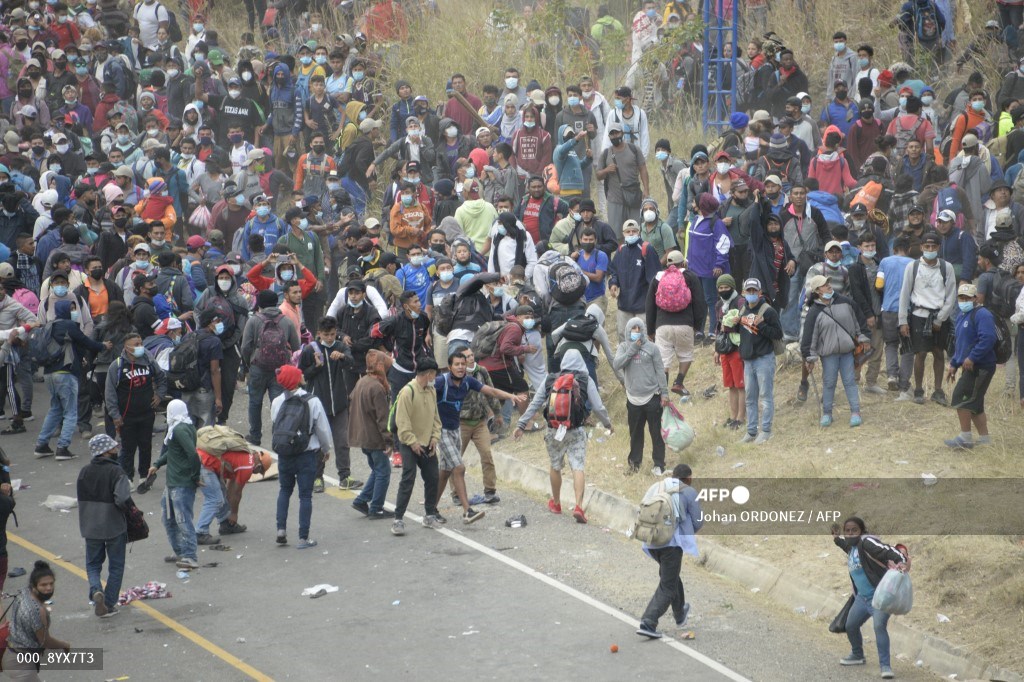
top-left (686, 193), bottom-right (732, 336)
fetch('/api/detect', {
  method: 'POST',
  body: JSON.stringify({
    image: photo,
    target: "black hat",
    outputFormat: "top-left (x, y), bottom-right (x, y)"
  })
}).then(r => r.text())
top-left (256, 289), bottom-right (278, 310)
top-left (907, 204), bottom-right (925, 215)
top-left (921, 231), bottom-right (942, 245)
top-left (579, 198), bottom-right (596, 212)
top-left (198, 308), bottom-right (221, 327)
top-left (416, 358), bottom-right (439, 374)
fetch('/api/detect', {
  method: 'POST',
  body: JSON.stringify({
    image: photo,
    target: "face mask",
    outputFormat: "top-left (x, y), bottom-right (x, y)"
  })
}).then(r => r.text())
top-left (214, 321), bottom-right (225, 335)
top-left (921, 95), bottom-right (934, 106)
top-left (834, 42), bottom-right (845, 52)
top-left (495, 225), bottom-right (507, 237)
top-left (53, 285), bottom-right (69, 297)
top-left (238, 70), bottom-right (253, 83)
top-left (409, 255), bottom-right (424, 266)
top-left (439, 270), bottom-right (454, 282)
top-left (114, 217), bottom-right (129, 229)
top-left (801, 103), bottom-right (811, 114)
top-left (300, 56), bottom-right (312, 66)
top-left (716, 162), bottom-right (730, 174)
top-left (523, 121), bottom-right (536, 129)
top-left (826, 258), bottom-right (841, 267)
top-left (505, 77), bottom-right (518, 90)
top-left (821, 290), bottom-right (834, 300)
top-left (571, 212), bottom-right (582, 222)
top-left (609, 135), bottom-right (623, 146)
top-left (522, 318), bottom-right (536, 330)
top-left (70, 309), bottom-right (81, 322)
top-left (31, 145), bottom-right (45, 156)
top-left (625, 234), bottom-right (640, 245)
top-left (582, 242), bottom-right (595, 253)
top-left (36, 590), bottom-right (54, 602)
top-left (862, 250), bottom-right (876, 259)
top-left (408, 310), bottom-right (420, 319)
top-left (464, 166), bottom-right (476, 179)
top-left (151, 239), bottom-right (166, 247)
top-left (256, 206), bottom-right (270, 217)
top-left (280, 269), bottom-right (294, 281)
top-left (445, 125), bottom-right (458, 137)
top-left (145, 128), bottom-right (159, 137)
top-left (135, 260), bottom-right (151, 270)
top-left (199, 135), bottom-right (213, 145)
top-left (835, 90), bottom-right (848, 100)
top-left (76, 66), bottom-right (88, 76)
top-left (216, 278), bottom-right (233, 292)
top-left (401, 194), bottom-right (414, 207)
top-left (898, 96), bottom-right (907, 108)
top-left (643, 209), bottom-right (656, 223)
top-left (361, 254), bottom-right (373, 262)
top-left (958, 301), bottom-right (974, 312)
top-left (744, 293), bottom-right (763, 306)
top-left (193, 23), bottom-right (204, 32)
top-left (296, 218), bottom-right (307, 230)
top-left (172, 335), bottom-right (182, 345)
top-left (89, 268), bottom-right (104, 280)
top-left (922, 249), bottom-right (938, 260)
top-left (228, 89), bottom-right (242, 99)
top-left (347, 298), bottom-right (364, 308)
top-left (51, 164), bottom-right (63, 173)
top-left (547, 96), bottom-right (560, 106)
top-left (64, 98), bottom-right (78, 108)
top-left (614, 99), bottom-right (625, 110)
top-left (718, 289), bottom-right (734, 300)
top-left (655, 150), bottom-right (668, 161)
top-left (353, 71), bottom-right (365, 81)
top-left (86, 166), bottom-right (99, 175)
top-left (56, 144), bottom-right (70, 154)
top-left (566, 96), bottom-right (580, 108)
top-left (131, 344), bottom-right (146, 358)
top-left (117, 134), bottom-right (131, 145)
top-left (971, 100), bottom-right (985, 112)
top-left (860, 109), bottom-right (874, 120)
top-left (630, 331), bottom-right (643, 342)
top-left (229, 264), bottom-right (241, 275)
top-left (492, 286), bottom-right (505, 297)
top-left (194, 53), bottom-right (206, 62)
top-left (857, 57), bottom-right (869, 69)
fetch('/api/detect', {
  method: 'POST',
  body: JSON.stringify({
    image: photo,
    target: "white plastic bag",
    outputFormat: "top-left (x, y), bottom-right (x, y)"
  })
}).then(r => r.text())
top-left (661, 403), bottom-right (695, 452)
top-left (42, 495), bottom-right (78, 511)
top-left (872, 569), bottom-right (913, 615)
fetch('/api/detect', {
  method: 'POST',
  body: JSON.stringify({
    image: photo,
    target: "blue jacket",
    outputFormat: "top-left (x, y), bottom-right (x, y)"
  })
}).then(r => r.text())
top-left (48, 300), bottom-right (106, 378)
top-left (240, 214), bottom-right (286, 260)
top-left (553, 125), bottom-right (592, 193)
top-left (820, 99), bottom-right (859, 136)
top-left (808, 190), bottom-right (844, 226)
top-left (938, 227), bottom-right (977, 281)
top-left (952, 306), bottom-right (997, 369)
top-left (686, 215), bottom-right (731, 278)
top-left (389, 97), bottom-right (416, 143)
top-left (608, 240), bottom-right (661, 313)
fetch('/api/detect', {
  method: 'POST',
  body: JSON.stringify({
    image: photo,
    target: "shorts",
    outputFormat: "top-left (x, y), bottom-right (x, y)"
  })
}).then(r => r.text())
top-left (490, 363), bottom-right (529, 394)
top-left (721, 350), bottom-right (745, 388)
top-left (544, 426), bottom-right (587, 472)
top-left (438, 428), bottom-right (463, 471)
top-left (909, 314), bottom-right (950, 354)
top-left (655, 324), bottom-right (695, 372)
top-left (951, 366), bottom-right (994, 415)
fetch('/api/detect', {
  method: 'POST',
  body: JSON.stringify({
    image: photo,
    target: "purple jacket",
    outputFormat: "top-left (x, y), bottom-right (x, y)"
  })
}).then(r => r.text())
top-left (687, 215), bottom-right (732, 278)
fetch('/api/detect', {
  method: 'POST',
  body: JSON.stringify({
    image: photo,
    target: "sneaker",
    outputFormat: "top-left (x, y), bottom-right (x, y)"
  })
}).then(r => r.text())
top-left (651, 466), bottom-right (664, 476)
top-left (312, 477), bottom-right (325, 494)
top-left (351, 500), bottom-right (370, 515)
top-left (864, 384), bottom-right (886, 395)
top-left (422, 515), bottom-right (440, 529)
top-left (930, 390), bottom-right (948, 406)
top-left (894, 391), bottom-right (913, 402)
top-left (0, 423), bottom-right (26, 435)
top-left (678, 386), bottom-right (691, 398)
top-left (636, 623), bottom-right (663, 639)
top-left (797, 382), bottom-right (808, 402)
top-left (820, 415), bottom-right (833, 427)
top-left (850, 414), bottom-right (863, 427)
top-left (547, 499), bottom-right (562, 514)
top-left (390, 519), bottom-right (405, 536)
top-left (739, 432), bottom-right (756, 443)
top-left (296, 538), bottom-right (318, 549)
top-left (840, 654), bottom-right (866, 666)
top-left (276, 530), bottom-right (287, 545)
top-left (79, 427), bottom-right (92, 439)
top-left (33, 444), bottom-right (54, 458)
top-left (164, 555), bottom-right (178, 563)
top-left (462, 508), bottom-right (485, 524)
top-left (754, 431), bottom-right (772, 444)
top-left (367, 510), bottom-right (394, 519)
top-left (17, 412), bottom-right (33, 422)
top-left (92, 590), bottom-right (107, 617)
top-left (483, 493), bottom-right (501, 505)
top-left (218, 521), bottom-right (247, 535)
top-left (572, 505), bottom-right (587, 524)
top-left (338, 477), bottom-right (364, 490)
top-left (390, 451), bottom-right (402, 468)
top-left (676, 602), bottom-right (691, 627)
top-left (196, 533), bottom-right (220, 545)
top-left (99, 607), bottom-right (120, 619)
top-left (880, 666), bottom-right (895, 679)
top-left (433, 513), bottom-right (448, 525)
top-left (887, 377), bottom-right (899, 392)
top-left (450, 492), bottom-right (460, 506)
top-left (176, 557), bottom-right (199, 569)
top-left (944, 436), bottom-right (974, 450)
top-left (54, 447), bottom-right (77, 461)
top-left (670, 380), bottom-right (684, 396)
top-left (913, 389), bottom-right (925, 405)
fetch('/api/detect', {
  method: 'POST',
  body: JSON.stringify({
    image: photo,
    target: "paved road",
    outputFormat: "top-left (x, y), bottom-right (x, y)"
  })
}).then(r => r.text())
top-left (0, 385), bottom-right (941, 681)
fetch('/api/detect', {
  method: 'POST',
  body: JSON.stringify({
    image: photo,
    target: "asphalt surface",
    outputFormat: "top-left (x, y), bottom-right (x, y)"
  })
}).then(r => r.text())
top-left (0, 382), bottom-right (943, 681)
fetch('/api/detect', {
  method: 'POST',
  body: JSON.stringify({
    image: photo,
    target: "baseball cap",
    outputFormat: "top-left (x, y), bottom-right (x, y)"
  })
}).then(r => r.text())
top-left (824, 240), bottom-right (843, 252)
top-left (907, 204), bottom-right (925, 215)
top-left (957, 283), bottom-right (977, 297)
top-left (359, 118), bottom-right (383, 133)
top-left (133, 243), bottom-right (152, 254)
top-left (666, 250), bottom-right (684, 265)
top-left (743, 278), bottom-right (762, 291)
top-left (936, 209), bottom-right (956, 222)
top-left (763, 174), bottom-right (782, 186)
top-left (961, 133), bottom-right (979, 148)
top-left (806, 274), bottom-right (828, 291)
top-left (850, 203), bottom-right (868, 215)
top-left (922, 231), bottom-right (942, 245)
top-left (364, 217), bottom-right (381, 231)
top-left (186, 235), bottom-right (210, 250)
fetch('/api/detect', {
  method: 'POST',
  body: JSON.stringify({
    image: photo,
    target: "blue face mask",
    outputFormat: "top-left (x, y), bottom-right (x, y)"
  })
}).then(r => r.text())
top-left (256, 206), bottom-right (270, 218)
top-left (350, 298), bottom-right (364, 308)
top-left (70, 309), bottom-right (80, 322)
top-left (401, 194), bottom-right (414, 206)
top-left (614, 99), bottom-right (625, 110)
top-left (214, 321), bottom-right (225, 335)
top-left (958, 301), bottom-right (974, 312)
top-left (439, 270), bottom-right (454, 282)
top-left (826, 258), bottom-right (841, 267)
top-left (352, 71), bottom-right (365, 82)
top-left (629, 331), bottom-right (642, 342)
top-left (655, 151), bottom-right (668, 161)
top-left (625, 234), bottom-right (640, 245)
top-left (234, 194), bottom-right (246, 206)
top-left (567, 96), bottom-right (580, 107)
top-left (522, 318), bottom-right (536, 330)
top-left (298, 218), bottom-right (309, 230)
top-left (408, 310), bottom-right (420, 319)
top-left (495, 225), bottom-right (507, 236)
top-left (132, 345), bottom-right (145, 358)
top-left (135, 260), bottom-right (151, 270)
top-left (53, 285), bottom-right (69, 297)
top-left (493, 286), bottom-right (505, 297)
top-left (744, 293), bottom-right (760, 305)
top-left (280, 269), bottom-right (294, 282)
top-left (821, 291), bottom-right (834, 300)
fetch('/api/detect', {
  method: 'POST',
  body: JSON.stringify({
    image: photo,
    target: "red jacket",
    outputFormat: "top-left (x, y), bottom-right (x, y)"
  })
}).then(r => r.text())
top-left (808, 153), bottom-right (856, 196)
top-left (94, 93), bottom-right (122, 134)
top-left (479, 317), bottom-right (527, 372)
top-left (246, 262), bottom-right (317, 298)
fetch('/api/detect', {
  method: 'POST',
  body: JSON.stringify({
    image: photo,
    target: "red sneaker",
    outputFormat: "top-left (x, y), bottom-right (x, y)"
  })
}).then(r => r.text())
top-left (547, 499), bottom-right (562, 514)
top-left (390, 451), bottom-right (403, 468)
top-left (572, 505), bottom-right (588, 524)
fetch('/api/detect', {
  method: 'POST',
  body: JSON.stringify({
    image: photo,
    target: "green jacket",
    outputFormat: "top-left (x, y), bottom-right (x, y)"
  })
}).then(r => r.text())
top-left (277, 229), bottom-right (325, 281)
top-left (154, 423), bottom-right (200, 489)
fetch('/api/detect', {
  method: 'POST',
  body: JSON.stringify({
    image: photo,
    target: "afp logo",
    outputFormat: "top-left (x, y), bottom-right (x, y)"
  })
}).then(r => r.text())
top-left (696, 485), bottom-right (750, 504)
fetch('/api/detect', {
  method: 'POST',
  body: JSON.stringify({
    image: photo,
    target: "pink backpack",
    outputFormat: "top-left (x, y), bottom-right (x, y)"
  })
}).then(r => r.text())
top-left (13, 288), bottom-right (39, 314)
top-left (654, 265), bottom-right (692, 312)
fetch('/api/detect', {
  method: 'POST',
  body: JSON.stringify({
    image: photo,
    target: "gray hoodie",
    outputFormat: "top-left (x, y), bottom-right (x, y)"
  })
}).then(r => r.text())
top-left (240, 306), bottom-right (300, 363)
top-left (612, 316), bottom-right (668, 405)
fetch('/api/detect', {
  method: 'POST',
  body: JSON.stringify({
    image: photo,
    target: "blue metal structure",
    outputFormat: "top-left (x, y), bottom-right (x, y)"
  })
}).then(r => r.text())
top-left (701, 0), bottom-right (738, 132)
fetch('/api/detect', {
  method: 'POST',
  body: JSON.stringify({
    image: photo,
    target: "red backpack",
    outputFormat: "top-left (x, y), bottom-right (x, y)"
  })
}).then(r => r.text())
top-left (544, 372), bottom-right (588, 430)
top-left (654, 265), bottom-right (692, 312)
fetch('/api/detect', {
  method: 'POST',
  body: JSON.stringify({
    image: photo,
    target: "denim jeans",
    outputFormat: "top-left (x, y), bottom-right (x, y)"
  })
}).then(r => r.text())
top-left (37, 373), bottom-right (79, 449)
top-left (353, 449), bottom-right (391, 513)
top-left (698, 276), bottom-right (718, 335)
top-left (85, 533), bottom-right (127, 610)
top-left (195, 467), bottom-right (230, 535)
top-left (247, 365), bottom-right (283, 444)
top-left (640, 546), bottom-right (685, 629)
top-left (781, 272), bottom-right (804, 338)
top-left (820, 353), bottom-right (860, 416)
top-left (846, 593), bottom-right (891, 668)
top-left (161, 486), bottom-right (198, 561)
top-left (277, 449), bottom-right (316, 539)
top-left (743, 353), bottom-right (776, 435)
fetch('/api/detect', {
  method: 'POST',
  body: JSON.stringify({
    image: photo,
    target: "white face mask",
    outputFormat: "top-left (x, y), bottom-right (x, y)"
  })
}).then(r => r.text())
top-left (716, 162), bottom-right (730, 174)
top-left (217, 278), bottom-right (232, 292)
top-left (643, 209), bottom-right (656, 223)
top-left (547, 96), bottom-right (560, 106)
top-left (446, 126), bottom-right (458, 138)
top-left (56, 143), bottom-right (70, 154)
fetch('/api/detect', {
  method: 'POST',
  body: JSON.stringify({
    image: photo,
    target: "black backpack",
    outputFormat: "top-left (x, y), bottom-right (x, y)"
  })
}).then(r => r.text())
top-left (434, 293), bottom-right (459, 336)
top-left (167, 332), bottom-right (201, 392)
top-left (561, 313), bottom-right (599, 343)
top-left (988, 270), bottom-right (1023, 320)
top-left (165, 6), bottom-right (183, 43)
top-left (25, 322), bottom-right (67, 367)
top-left (272, 393), bottom-right (313, 457)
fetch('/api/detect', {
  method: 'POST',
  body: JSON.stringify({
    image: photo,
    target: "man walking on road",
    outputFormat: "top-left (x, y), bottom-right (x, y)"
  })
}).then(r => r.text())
top-left (391, 359), bottom-right (443, 537)
top-left (77, 434), bottom-right (131, 618)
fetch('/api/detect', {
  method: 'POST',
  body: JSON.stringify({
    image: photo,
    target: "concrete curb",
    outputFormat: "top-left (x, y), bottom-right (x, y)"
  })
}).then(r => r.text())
top-left (461, 445), bottom-right (1023, 682)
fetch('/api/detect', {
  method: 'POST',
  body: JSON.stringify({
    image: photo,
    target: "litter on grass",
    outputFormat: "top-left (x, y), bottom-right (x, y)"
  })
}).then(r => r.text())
top-left (936, 613), bottom-right (950, 623)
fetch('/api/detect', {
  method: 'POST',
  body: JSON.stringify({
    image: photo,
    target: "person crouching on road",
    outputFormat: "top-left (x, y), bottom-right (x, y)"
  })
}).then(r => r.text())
top-left (513, 349), bottom-right (613, 524)
top-left (148, 399), bottom-right (201, 570)
top-left (613, 317), bottom-right (669, 477)
top-left (944, 283), bottom-right (997, 449)
top-left (635, 463), bottom-right (703, 640)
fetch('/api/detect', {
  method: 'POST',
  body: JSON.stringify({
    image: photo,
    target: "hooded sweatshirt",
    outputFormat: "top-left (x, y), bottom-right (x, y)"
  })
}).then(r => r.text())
top-left (267, 64), bottom-right (301, 137)
top-left (454, 198), bottom-right (498, 251)
top-left (553, 124), bottom-right (591, 193)
top-left (104, 346), bottom-right (167, 420)
top-left (613, 317), bottom-right (669, 405)
top-left (511, 120), bottom-right (553, 177)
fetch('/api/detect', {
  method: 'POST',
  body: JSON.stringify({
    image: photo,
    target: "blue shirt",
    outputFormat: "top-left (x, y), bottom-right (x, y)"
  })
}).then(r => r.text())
top-left (434, 373), bottom-right (484, 430)
top-left (397, 263), bottom-right (433, 304)
top-left (877, 254), bottom-right (913, 312)
top-left (578, 249), bottom-right (608, 302)
top-left (849, 547), bottom-right (875, 598)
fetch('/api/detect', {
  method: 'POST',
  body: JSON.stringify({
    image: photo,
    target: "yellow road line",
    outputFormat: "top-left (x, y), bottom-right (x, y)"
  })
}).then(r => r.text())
top-left (325, 488), bottom-right (356, 501)
top-left (9, 533), bottom-right (273, 682)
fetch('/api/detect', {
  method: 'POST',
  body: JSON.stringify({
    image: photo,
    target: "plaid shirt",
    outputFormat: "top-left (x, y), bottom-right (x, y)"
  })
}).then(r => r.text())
top-left (889, 190), bottom-right (920, 234)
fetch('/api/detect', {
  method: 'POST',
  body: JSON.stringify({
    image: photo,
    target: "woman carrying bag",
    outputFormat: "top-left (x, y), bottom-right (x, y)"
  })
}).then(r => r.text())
top-left (2, 561), bottom-right (71, 680)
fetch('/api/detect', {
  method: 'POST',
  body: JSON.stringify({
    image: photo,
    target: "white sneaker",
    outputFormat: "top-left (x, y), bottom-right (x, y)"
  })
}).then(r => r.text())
top-left (864, 384), bottom-right (886, 395)
top-left (754, 431), bottom-right (772, 444)
top-left (739, 432), bottom-right (756, 444)
top-left (651, 466), bottom-right (664, 476)
top-left (894, 391), bottom-right (913, 402)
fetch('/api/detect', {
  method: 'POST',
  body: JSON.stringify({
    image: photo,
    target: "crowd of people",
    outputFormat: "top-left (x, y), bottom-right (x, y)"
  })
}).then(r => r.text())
top-left (0, 0), bottom-right (1017, 678)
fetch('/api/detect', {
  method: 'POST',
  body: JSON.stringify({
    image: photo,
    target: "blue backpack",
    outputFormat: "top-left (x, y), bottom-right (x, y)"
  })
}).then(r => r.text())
top-left (913, 1), bottom-right (940, 44)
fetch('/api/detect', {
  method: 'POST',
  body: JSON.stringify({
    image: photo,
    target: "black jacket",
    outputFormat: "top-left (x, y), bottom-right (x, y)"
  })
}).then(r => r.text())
top-left (848, 260), bottom-right (880, 320)
top-left (95, 229), bottom-right (130, 273)
top-left (746, 199), bottom-right (794, 308)
top-left (834, 534), bottom-right (907, 591)
top-left (338, 301), bottom-right (381, 367)
top-left (129, 295), bottom-right (158, 338)
top-left (338, 135), bottom-right (376, 190)
top-left (737, 299), bottom-right (784, 360)
top-left (370, 312), bottom-right (432, 373)
top-left (298, 341), bottom-right (353, 416)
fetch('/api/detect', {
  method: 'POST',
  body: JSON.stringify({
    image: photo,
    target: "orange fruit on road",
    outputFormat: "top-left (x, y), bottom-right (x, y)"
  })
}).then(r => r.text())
top-left (610, 644), bottom-right (619, 653)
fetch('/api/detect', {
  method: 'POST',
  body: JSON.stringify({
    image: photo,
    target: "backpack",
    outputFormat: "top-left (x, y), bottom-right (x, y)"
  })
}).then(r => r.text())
top-left (893, 117), bottom-right (924, 159)
top-left (654, 265), bottom-right (692, 312)
top-left (167, 331), bottom-right (201, 392)
top-left (434, 293), bottom-right (459, 336)
top-left (165, 6), bottom-right (183, 43)
top-left (989, 270), bottom-right (1023, 319)
top-left (471, 320), bottom-right (508, 359)
top-left (271, 393), bottom-right (313, 457)
top-left (386, 383), bottom-right (414, 435)
top-left (542, 163), bottom-right (560, 194)
top-left (548, 261), bottom-right (587, 306)
top-left (252, 313), bottom-right (292, 371)
top-left (992, 314), bottom-right (1014, 364)
top-left (756, 302), bottom-right (788, 356)
top-left (851, 180), bottom-right (884, 212)
top-left (735, 60), bottom-right (756, 111)
top-left (561, 313), bottom-right (599, 343)
top-left (25, 322), bottom-right (67, 367)
top-left (543, 371), bottom-right (588, 430)
top-left (972, 120), bottom-right (995, 145)
top-left (913, 0), bottom-right (940, 44)
top-left (631, 480), bottom-right (680, 546)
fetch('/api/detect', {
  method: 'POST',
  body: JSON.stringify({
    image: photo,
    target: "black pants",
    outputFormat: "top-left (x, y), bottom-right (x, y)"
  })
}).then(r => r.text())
top-left (627, 396), bottom-right (666, 469)
top-left (393, 443), bottom-right (439, 520)
top-left (640, 546), bottom-right (685, 629)
top-left (218, 345), bottom-right (241, 425)
top-left (76, 371), bottom-right (104, 431)
top-left (242, 0), bottom-right (267, 31)
top-left (118, 412), bottom-right (156, 481)
top-left (303, 289), bottom-right (326, 337)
